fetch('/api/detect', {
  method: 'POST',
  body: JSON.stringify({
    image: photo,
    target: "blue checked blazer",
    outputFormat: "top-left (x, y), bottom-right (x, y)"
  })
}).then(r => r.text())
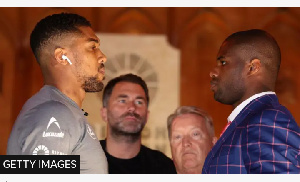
top-left (202, 94), bottom-right (300, 174)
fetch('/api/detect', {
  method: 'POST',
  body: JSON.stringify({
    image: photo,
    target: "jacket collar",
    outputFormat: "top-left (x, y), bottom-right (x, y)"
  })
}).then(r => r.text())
top-left (202, 94), bottom-right (279, 173)
top-left (228, 91), bottom-right (276, 123)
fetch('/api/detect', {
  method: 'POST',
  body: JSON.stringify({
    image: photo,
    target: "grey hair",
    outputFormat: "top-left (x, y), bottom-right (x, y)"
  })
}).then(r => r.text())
top-left (167, 106), bottom-right (215, 139)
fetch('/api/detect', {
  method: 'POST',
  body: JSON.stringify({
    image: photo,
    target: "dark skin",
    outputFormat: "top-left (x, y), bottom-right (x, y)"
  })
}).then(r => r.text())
top-left (38, 26), bottom-right (107, 108)
top-left (210, 29), bottom-right (280, 109)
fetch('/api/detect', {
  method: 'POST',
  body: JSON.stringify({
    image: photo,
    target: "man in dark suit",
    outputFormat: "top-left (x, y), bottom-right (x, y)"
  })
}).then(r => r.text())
top-left (203, 29), bottom-right (300, 174)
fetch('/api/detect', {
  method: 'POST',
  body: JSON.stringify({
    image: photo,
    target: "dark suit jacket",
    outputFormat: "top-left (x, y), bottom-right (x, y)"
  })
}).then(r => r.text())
top-left (202, 94), bottom-right (300, 174)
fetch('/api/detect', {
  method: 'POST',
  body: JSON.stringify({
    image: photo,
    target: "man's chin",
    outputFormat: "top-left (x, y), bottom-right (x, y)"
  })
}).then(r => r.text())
top-left (113, 128), bottom-right (142, 139)
top-left (122, 127), bottom-right (143, 135)
top-left (214, 93), bottom-right (224, 103)
top-left (84, 82), bottom-right (104, 92)
top-left (182, 160), bottom-right (198, 169)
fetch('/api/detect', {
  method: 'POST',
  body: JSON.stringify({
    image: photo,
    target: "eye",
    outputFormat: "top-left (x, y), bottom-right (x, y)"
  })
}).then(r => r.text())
top-left (217, 59), bottom-right (227, 66)
top-left (92, 46), bottom-right (98, 50)
top-left (91, 44), bottom-right (99, 51)
top-left (173, 135), bottom-right (182, 141)
top-left (192, 131), bottom-right (202, 139)
top-left (135, 100), bottom-right (145, 105)
top-left (118, 99), bottom-right (126, 103)
top-left (220, 60), bottom-right (227, 65)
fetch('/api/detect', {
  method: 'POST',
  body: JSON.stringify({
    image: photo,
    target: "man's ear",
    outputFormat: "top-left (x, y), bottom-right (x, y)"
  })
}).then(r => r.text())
top-left (54, 48), bottom-right (68, 65)
top-left (248, 58), bottom-right (261, 75)
top-left (100, 107), bottom-right (108, 123)
top-left (146, 110), bottom-right (150, 124)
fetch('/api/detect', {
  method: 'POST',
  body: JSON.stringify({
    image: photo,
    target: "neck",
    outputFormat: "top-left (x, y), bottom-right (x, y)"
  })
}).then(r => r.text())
top-left (232, 85), bottom-right (273, 109)
top-left (105, 133), bottom-right (142, 159)
top-left (45, 80), bottom-right (85, 108)
top-left (42, 61), bottom-right (86, 108)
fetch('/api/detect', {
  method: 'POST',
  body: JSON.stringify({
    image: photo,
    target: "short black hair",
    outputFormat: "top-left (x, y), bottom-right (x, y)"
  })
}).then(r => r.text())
top-left (226, 29), bottom-right (281, 76)
top-left (30, 12), bottom-right (91, 63)
top-left (102, 73), bottom-right (149, 107)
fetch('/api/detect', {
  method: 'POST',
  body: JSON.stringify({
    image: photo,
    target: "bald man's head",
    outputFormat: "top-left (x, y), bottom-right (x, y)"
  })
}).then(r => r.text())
top-left (225, 29), bottom-right (281, 80)
top-left (210, 29), bottom-right (282, 107)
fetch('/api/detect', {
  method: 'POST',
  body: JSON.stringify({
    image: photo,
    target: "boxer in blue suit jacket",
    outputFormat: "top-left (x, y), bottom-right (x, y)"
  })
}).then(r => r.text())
top-left (203, 29), bottom-right (300, 174)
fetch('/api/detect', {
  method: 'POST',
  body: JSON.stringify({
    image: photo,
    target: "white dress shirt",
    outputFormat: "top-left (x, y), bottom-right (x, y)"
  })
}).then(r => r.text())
top-left (227, 91), bottom-right (276, 123)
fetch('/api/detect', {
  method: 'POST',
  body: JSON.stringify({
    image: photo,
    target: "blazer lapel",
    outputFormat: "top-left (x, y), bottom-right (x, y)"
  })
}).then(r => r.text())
top-left (203, 94), bottom-right (277, 172)
top-left (208, 107), bottom-right (252, 156)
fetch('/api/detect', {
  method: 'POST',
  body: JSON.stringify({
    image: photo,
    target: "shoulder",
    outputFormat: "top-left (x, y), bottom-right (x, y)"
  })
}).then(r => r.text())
top-left (240, 108), bottom-right (300, 173)
top-left (33, 101), bottom-right (74, 117)
top-left (245, 99), bottom-right (297, 126)
top-left (241, 102), bottom-right (299, 144)
top-left (37, 101), bottom-right (84, 124)
top-left (15, 101), bottom-right (73, 126)
top-left (28, 101), bottom-right (78, 128)
top-left (140, 145), bottom-right (176, 173)
top-left (18, 100), bottom-right (84, 136)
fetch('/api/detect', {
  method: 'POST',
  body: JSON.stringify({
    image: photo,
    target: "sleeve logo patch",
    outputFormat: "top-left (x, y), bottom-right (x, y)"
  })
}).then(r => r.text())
top-left (42, 117), bottom-right (65, 138)
top-left (33, 145), bottom-right (50, 155)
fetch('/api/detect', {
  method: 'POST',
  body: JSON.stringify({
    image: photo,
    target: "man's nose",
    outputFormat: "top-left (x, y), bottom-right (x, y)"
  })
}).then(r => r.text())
top-left (127, 101), bottom-right (136, 112)
top-left (182, 136), bottom-right (192, 147)
top-left (209, 67), bottom-right (219, 78)
top-left (98, 50), bottom-right (107, 64)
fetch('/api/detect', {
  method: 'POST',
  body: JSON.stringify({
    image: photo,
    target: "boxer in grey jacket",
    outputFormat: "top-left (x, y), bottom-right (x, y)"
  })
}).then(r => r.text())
top-left (7, 13), bottom-right (108, 173)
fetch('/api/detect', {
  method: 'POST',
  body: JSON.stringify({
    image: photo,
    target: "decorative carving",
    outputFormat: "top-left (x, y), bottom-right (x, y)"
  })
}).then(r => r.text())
top-left (103, 53), bottom-right (158, 104)
top-left (107, 8), bottom-right (161, 34)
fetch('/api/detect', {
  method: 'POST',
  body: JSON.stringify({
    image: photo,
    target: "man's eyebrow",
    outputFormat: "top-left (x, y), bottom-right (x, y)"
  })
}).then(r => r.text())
top-left (136, 96), bottom-right (146, 101)
top-left (217, 56), bottom-right (225, 61)
top-left (117, 95), bottom-right (146, 101)
top-left (117, 94), bottom-right (128, 98)
top-left (87, 37), bottom-right (100, 43)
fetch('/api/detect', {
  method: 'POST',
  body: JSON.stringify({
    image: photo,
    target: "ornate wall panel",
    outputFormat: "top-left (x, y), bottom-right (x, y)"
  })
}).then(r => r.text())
top-left (96, 7), bottom-right (168, 34)
top-left (0, 10), bottom-right (16, 154)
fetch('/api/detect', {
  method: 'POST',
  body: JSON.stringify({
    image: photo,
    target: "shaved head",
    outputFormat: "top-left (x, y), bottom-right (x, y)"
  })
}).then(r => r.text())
top-left (210, 29), bottom-right (282, 107)
top-left (225, 29), bottom-right (281, 82)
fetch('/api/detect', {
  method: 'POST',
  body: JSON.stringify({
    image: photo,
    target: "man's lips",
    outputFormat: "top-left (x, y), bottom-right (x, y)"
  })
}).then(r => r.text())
top-left (99, 63), bottom-right (105, 75)
top-left (210, 80), bottom-right (217, 90)
top-left (121, 112), bottom-right (141, 121)
top-left (123, 116), bottom-right (138, 122)
top-left (125, 116), bottom-right (136, 119)
top-left (99, 68), bottom-right (105, 75)
top-left (182, 151), bottom-right (196, 157)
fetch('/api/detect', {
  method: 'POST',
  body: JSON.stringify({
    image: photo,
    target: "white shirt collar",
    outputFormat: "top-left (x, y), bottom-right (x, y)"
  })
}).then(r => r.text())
top-left (227, 91), bottom-right (276, 123)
